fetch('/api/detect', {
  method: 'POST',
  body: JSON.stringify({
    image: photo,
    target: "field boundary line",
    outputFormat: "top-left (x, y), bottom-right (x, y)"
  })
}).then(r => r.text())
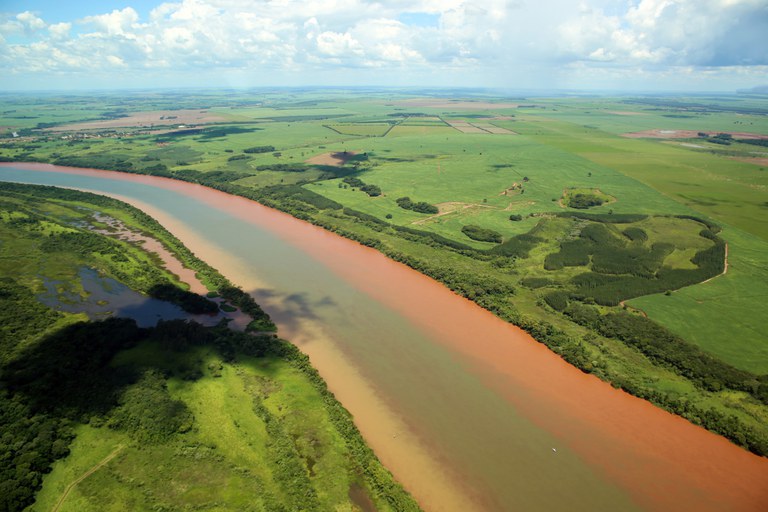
top-left (52, 444), bottom-right (125, 512)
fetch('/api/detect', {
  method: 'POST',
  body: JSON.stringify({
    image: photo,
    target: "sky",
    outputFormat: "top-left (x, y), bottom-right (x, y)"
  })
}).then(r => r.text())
top-left (0, 0), bottom-right (766, 92)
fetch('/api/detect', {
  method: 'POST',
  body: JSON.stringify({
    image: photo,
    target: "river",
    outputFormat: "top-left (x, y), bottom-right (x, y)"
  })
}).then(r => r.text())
top-left (2, 163), bottom-right (767, 512)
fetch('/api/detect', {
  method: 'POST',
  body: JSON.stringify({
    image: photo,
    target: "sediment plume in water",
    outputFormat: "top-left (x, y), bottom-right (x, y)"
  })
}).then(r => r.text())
top-left (3, 163), bottom-right (768, 512)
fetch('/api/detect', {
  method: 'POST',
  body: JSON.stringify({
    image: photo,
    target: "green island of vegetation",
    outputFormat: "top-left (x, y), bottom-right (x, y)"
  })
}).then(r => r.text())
top-left (1, 89), bottom-right (767, 465)
top-left (0, 182), bottom-right (417, 512)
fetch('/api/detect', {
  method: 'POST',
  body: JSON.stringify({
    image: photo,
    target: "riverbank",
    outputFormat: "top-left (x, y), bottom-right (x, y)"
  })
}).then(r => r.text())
top-left (3, 163), bottom-right (768, 511)
top-left (0, 179), bottom-right (419, 512)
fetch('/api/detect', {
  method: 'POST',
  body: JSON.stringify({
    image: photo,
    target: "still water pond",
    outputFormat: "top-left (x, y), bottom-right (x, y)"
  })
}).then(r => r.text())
top-left (38, 266), bottom-right (221, 328)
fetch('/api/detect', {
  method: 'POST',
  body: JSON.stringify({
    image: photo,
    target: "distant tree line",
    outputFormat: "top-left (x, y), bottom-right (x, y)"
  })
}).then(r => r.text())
top-left (244, 145), bottom-right (276, 154)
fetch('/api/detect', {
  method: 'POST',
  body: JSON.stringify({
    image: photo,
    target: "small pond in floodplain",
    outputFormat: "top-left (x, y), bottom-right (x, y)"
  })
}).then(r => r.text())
top-left (37, 266), bottom-right (223, 328)
top-left (2, 163), bottom-right (767, 512)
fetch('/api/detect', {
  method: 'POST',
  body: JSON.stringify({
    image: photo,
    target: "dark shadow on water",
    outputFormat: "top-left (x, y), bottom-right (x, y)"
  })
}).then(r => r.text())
top-left (248, 287), bottom-right (338, 338)
top-left (38, 267), bottom-right (223, 328)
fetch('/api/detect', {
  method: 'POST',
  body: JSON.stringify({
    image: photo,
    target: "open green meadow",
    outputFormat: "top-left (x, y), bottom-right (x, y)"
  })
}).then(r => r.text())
top-left (1, 89), bottom-right (767, 456)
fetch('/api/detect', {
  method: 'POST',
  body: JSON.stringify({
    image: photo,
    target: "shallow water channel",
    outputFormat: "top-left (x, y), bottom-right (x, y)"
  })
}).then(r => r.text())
top-left (2, 164), bottom-right (767, 512)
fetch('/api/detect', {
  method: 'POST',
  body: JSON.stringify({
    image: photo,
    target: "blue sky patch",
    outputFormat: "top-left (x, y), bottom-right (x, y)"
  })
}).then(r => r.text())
top-left (397, 12), bottom-right (439, 28)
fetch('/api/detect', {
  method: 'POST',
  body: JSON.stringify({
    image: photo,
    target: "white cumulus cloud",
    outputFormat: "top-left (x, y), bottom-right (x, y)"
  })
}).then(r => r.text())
top-left (559, 0), bottom-right (768, 67)
top-left (0, 0), bottom-right (765, 90)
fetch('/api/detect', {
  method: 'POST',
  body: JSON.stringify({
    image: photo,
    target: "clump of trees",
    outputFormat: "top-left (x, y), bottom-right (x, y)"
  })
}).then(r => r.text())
top-left (461, 225), bottom-right (503, 243)
top-left (148, 283), bottom-right (218, 315)
top-left (360, 184), bottom-right (382, 197)
top-left (244, 145), bottom-right (276, 154)
top-left (738, 138), bottom-right (768, 148)
top-left (1, 307), bottom-right (415, 511)
top-left (396, 197), bottom-right (438, 214)
top-left (255, 163), bottom-right (307, 172)
top-left (342, 176), bottom-right (381, 197)
top-left (343, 176), bottom-right (364, 188)
top-left (568, 193), bottom-right (606, 209)
top-left (699, 133), bottom-right (734, 145)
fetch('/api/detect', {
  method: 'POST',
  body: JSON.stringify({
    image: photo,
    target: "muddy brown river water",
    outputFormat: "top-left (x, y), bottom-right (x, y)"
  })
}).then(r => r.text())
top-left (2, 163), bottom-right (767, 511)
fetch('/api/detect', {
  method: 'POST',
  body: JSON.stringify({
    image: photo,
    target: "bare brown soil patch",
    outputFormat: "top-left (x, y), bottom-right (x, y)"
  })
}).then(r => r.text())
top-left (305, 151), bottom-right (358, 167)
top-left (731, 156), bottom-right (768, 166)
top-left (47, 110), bottom-right (231, 131)
top-left (623, 129), bottom-right (768, 140)
top-left (500, 183), bottom-right (523, 196)
top-left (391, 99), bottom-right (521, 110)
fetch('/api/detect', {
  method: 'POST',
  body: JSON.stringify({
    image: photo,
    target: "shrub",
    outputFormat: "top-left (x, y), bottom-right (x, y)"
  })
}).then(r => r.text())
top-left (396, 197), bottom-right (438, 214)
top-left (343, 176), bottom-right (365, 188)
top-left (411, 201), bottom-right (438, 214)
top-left (360, 184), bottom-right (382, 197)
top-left (396, 196), bottom-right (413, 209)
